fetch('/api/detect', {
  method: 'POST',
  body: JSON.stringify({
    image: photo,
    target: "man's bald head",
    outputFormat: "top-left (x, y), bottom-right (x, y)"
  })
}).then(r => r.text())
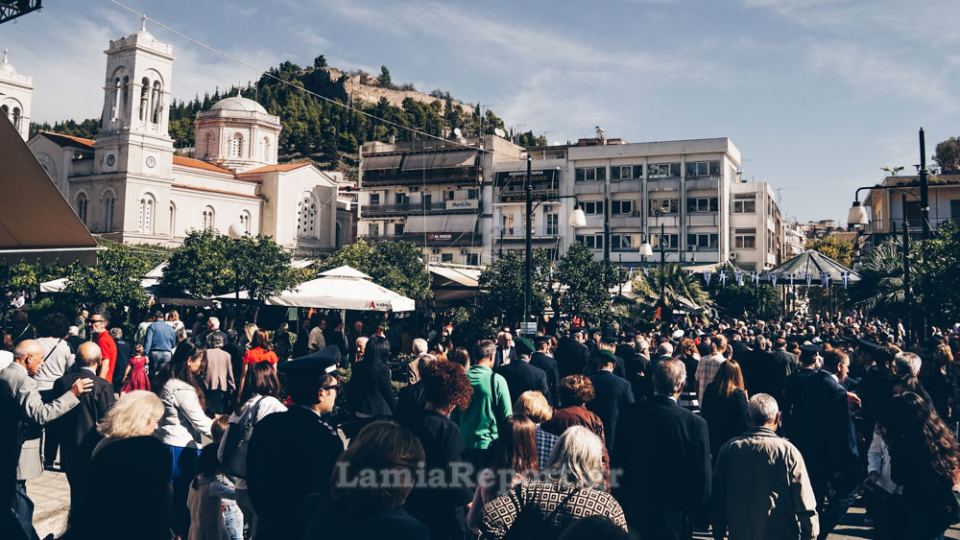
top-left (76, 342), bottom-right (102, 369)
top-left (14, 340), bottom-right (44, 376)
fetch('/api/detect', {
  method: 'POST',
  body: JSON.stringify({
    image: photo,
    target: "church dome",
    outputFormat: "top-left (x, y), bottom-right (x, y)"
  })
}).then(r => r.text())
top-left (210, 96), bottom-right (268, 114)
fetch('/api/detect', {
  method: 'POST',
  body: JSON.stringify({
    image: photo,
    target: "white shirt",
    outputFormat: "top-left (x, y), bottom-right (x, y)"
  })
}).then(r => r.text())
top-left (308, 327), bottom-right (326, 352)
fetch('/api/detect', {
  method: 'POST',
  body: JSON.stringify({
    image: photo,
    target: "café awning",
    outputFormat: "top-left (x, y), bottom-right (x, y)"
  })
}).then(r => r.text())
top-left (0, 115), bottom-right (98, 264)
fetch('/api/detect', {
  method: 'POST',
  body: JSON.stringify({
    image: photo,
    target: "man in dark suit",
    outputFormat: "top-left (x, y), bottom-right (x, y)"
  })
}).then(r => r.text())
top-left (588, 352), bottom-right (634, 451)
top-left (110, 327), bottom-right (132, 393)
top-left (494, 331), bottom-right (517, 368)
top-left (614, 358), bottom-right (710, 540)
top-left (248, 349), bottom-right (344, 540)
top-left (530, 337), bottom-right (560, 407)
top-left (752, 337), bottom-right (798, 402)
top-left (496, 337), bottom-right (550, 405)
top-left (51, 341), bottom-right (116, 510)
top-left (784, 348), bottom-right (859, 539)
top-left (555, 330), bottom-right (590, 378)
top-left (0, 340), bottom-right (91, 540)
top-left (585, 329), bottom-right (625, 377)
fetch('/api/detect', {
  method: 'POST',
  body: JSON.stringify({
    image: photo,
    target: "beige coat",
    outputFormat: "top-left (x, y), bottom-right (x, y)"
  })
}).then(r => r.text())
top-left (714, 427), bottom-right (819, 540)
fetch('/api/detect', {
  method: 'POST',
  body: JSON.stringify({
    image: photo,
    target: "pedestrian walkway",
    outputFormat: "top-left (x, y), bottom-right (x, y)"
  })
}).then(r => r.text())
top-left (27, 468), bottom-right (960, 539)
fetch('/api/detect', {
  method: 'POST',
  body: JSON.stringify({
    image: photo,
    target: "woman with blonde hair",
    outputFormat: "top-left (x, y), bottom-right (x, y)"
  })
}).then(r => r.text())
top-left (514, 391), bottom-right (559, 467)
top-left (480, 426), bottom-right (627, 539)
top-left (65, 391), bottom-right (172, 540)
top-left (467, 416), bottom-right (540, 532)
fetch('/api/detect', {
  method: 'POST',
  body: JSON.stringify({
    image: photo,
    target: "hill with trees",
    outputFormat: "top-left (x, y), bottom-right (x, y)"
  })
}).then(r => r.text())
top-left (30, 56), bottom-right (547, 176)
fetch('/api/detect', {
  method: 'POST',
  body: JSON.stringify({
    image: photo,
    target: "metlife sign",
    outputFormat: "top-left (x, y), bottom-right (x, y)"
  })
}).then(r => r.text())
top-left (445, 199), bottom-right (479, 210)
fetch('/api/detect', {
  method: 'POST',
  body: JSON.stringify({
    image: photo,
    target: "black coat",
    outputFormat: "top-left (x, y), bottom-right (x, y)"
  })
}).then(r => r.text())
top-left (555, 337), bottom-right (590, 379)
top-left (65, 436), bottom-right (172, 540)
top-left (247, 407), bottom-right (344, 540)
top-left (494, 347), bottom-right (517, 369)
top-left (112, 339), bottom-right (132, 390)
top-left (749, 349), bottom-right (798, 401)
top-left (530, 352), bottom-right (560, 407)
top-left (495, 360), bottom-right (550, 405)
top-left (402, 410), bottom-right (472, 540)
top-left (345, 359), bottom-right (397, 416)
top-left (51, 370), bottom-right (115, 473)
top-left (699, 387), bottom-right (749, 460)
top-left (587, 370), bottom-right (635, 451)
top-left (782, 370), bottom-right (858, 492)
top-left (624, 353), bottom-right (653, 401)
top-left (613, 395), bottom-right (711, 539)
top-left (395, 382), bottom-right (427, 428)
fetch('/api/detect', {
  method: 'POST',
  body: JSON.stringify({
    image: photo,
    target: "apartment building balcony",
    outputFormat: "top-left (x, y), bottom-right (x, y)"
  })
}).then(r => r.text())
top-left (686, 213), bottom-right (720, 227)
top-left (573, 182), bottom-right (605, 195)
top-left (647, 178), bottom-right (680, 192)
top-left (649, 215), bottom-right (680, 227)
top-left (363, 201), bottom-right (480, 217)
top-left (361, 167), bottom-right (480, 187)
top-left (685, 176), bottom-right (721, 191)
top-left (363, 232), bottom-right (482, 247)
top-left (609, 215), bottom-right (643, 228)
top-left (497, 231), bottom-right (561, 243)
top-left (498, 186), bottom-right (559, 203)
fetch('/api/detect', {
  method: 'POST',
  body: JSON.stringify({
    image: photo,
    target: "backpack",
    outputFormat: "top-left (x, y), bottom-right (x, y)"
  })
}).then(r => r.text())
top-left (219, 396), bottom-right (264, 478)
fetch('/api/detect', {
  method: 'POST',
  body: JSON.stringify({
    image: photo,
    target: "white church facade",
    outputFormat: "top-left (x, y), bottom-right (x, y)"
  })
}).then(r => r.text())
top-left (10, 23), bottom-right (346, 255)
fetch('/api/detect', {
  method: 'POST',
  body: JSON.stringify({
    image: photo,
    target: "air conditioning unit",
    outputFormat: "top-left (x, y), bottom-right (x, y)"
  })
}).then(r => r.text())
top-left (631, 211), bottom-right (642, 217)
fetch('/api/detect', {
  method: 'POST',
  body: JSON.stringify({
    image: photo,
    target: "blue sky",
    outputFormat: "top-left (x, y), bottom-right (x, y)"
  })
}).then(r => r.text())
top-left (4, 0), bottom-right (958, 221)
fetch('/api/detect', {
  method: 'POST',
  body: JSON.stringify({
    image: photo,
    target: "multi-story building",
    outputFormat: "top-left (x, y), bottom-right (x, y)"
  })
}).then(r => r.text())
top-left (357, 136), bottom-right (523, 265)
top-left (862, 174), bottom-right (960, 233)
top-left (490, 135), bottom-right (785, 272)
top-left (783, 221), bottom-right (806, 258)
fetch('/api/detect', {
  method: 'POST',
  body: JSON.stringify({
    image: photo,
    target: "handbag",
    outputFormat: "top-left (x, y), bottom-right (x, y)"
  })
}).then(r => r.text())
top-left (219, 396), bottom-right (264, 478)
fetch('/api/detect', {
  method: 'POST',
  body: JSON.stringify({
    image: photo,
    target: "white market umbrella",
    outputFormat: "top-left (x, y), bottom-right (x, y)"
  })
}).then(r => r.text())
top-left (222, 265), bottom-right (415, 312)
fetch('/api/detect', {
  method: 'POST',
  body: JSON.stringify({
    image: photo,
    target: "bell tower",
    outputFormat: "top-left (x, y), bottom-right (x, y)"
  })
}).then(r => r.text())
top-left (94, 17), bottom-right (174, 179)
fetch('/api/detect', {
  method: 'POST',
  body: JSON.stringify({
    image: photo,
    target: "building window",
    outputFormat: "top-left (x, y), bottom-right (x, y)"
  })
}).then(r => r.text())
top-left (139, 77), bottom-right (150, 122)
top-left (12, 107), bottom-right (21, 131)
top-left (169, 202), bottom-right (176, 238)
top-left (441, 253), bottom-right (453, 263)
top-left (735, 228), bottom-right (757, 249)
top-left (394, 223), bottom-right (404, 236)
top-left (685, 161), bottom-right (721, 177)
top-left (610, 165), bottom-right (641, 181)
top-left (297, 194), bottom-right (317, 238)
top-left (583, 201), bottom-right (605, 215)
top-left (240, 211), bottom-right (251, 234)
top-left (121, 76), bottom-right (130, 118)
top-left (103, 193), bottom-right (116, 232)
top-left (369, 193), bottom-right (380, 206)
top-left (574, 167), bottom-right (605, 182)
top-left (546, 213), bottom-right (559, 235)
top-left (466, 253), bottom-right (480, 266)
top-left (467, 188), bottom-right (478, 199)
top-left (446, 190), bottom-right (456, 201)
top-left (202, 205), bottom-right (215, 231)
top-left (687, 197), bottom-right (719, 213)
top-left (612, 200), bottom-right (634, 215)
top-left (687, 233), bottom-right (719, 249)
top-left (649, 163), bottom-right (681, 178)
top-left (575, 234), bottom-right (604, 250)
top-left (139, 195), bottom-right (155, 234)
top-left (368, 223), bottom-right (380, 236)
top-left (611, 234), bottom-right (633, 252)
top-left (502, 214), bottom-right (515, 236)
top-left (230, 133), bottom-right (244, 158)
top-left (151, 80), bottom-right (162, 124)
top-left (76, 193), bottom-right (88, 224)
top-left (654, 233), bottom-right (679, 249)
top-left (422, 193), bottom-right (432, 208)
top-left (951, 200), bottom-right (960, 221)
top-left (733, 194), bottom-right (757, 213)
top-left (650, 199), bottom-right (678, 214)
top-left (203, 133), bottom-right (213, 159)
top-left (262, 137), bottom-right (270, 161)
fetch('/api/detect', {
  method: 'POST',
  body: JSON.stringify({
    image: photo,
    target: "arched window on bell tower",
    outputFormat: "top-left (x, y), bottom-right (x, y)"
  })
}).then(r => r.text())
top-left (151, 80), bottom-right (162, 124)
top-left (121, 76), bottom-right (130, 121)
top-left (231, 133), bottom-right (244, 159)
top-left (139, 77), bottom-right (150, 123)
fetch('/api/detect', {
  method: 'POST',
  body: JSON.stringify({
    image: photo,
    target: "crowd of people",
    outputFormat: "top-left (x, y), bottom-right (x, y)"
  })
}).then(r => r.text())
top-left (1, 305), bottom-right (960, 540)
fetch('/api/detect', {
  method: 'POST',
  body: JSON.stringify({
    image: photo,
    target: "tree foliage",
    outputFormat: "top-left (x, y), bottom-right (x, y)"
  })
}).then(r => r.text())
top-left (631, 264), bottom-right (711, 315)
top-left (805, 236), bottom-right (854, 267)
top-left (556, 242), bottom-right (612, 324)
top-left (318, 240), bottom-right (430, 303)
top-left (478, 251), bottom-right (551, 328)
top-left (64, 245), bottom-right (152, 313)
top-left (160, 230), bottom-right (297, 302)
top-left (710, 282), bottom-right (781, 319)
top-left (935, 137), bottom-right (960, 174)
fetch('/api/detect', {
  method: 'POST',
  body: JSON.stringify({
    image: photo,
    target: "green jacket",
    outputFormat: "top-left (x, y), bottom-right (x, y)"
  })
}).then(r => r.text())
top-left (460, 365), bottom-right (513, 450)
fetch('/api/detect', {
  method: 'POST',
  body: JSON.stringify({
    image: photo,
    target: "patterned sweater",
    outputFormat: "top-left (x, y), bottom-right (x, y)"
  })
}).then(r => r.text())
top-left (480, 480), bottom-right (627, 539)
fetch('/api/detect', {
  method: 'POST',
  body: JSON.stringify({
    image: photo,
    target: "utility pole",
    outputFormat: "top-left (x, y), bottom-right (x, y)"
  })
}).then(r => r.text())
top-left (901, 194), bottom-right (912, 349)
top-left (524, 156), bottom-right (533, 331)
top-left (919, 127), bottom-right (930, 238)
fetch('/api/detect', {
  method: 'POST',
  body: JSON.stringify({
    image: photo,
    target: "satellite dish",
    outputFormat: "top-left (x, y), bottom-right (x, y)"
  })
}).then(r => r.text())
top-left (494, 128), bottom-right (506, 138)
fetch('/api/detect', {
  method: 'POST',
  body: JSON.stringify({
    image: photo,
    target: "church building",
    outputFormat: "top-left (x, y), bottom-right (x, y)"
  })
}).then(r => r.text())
top-left (14, 22), bottom-right (348, 255)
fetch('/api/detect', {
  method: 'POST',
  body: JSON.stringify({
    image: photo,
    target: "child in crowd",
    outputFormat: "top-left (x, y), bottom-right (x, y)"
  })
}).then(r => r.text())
top-left (121, 344), bottom-right (150, 393)
top-left (187, 435), bottom-right (242, 539)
